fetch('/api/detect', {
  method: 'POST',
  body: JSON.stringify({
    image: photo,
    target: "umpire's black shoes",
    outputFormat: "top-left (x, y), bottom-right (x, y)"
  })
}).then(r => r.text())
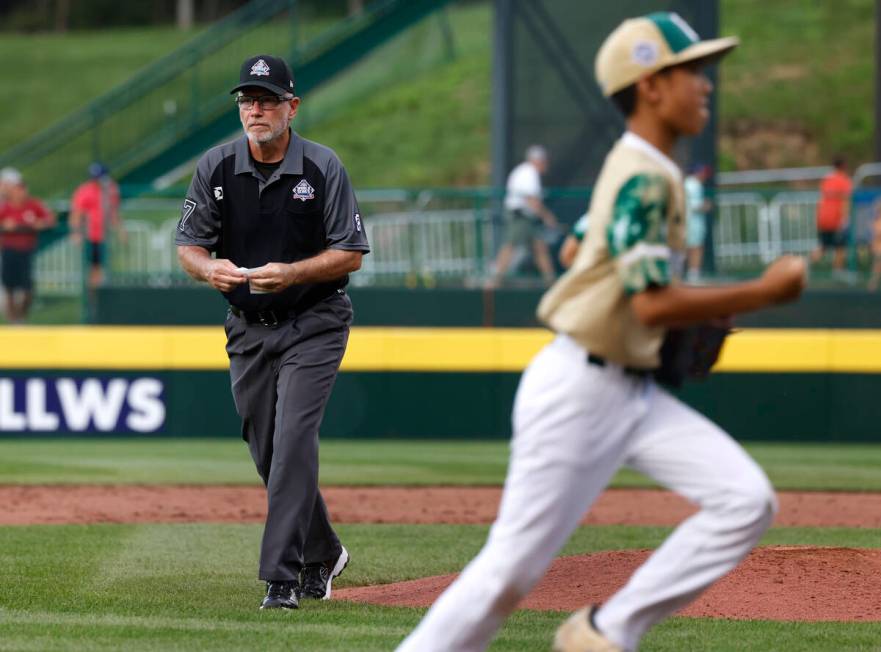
top-left (300, 546), bottom-right (350, 600)
top-left (260, 580), bottom-right (299, 610)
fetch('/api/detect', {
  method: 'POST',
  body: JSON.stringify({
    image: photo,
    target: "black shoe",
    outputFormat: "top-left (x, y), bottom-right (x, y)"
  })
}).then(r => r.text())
top-left (300, 546), bottom-right (349, 600)
top-left (260, 580), bottom-right (299, 609)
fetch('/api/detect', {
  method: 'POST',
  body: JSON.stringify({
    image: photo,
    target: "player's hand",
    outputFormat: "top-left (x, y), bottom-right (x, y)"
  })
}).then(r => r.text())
top-left (205, 258), bottom-right (247, 292)
top-left (246, 262), bottom-right (296, 293)
top-left (70, 231), bottom-right (82, 245)
top-left (760, 255), bottom-right (806, 304)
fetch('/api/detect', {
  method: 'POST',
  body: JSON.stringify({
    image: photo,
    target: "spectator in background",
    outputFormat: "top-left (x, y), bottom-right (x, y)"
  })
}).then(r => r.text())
top-left (558, 211), bottom-right (589, 269)
top-left (868, 200), bottom-right (881, 291)
top-left (685, 163), bottom-right (712, 282)
top-left (489, 145), bottom-right (559, 287)
top-left (69, 162), bottom-right (126, 290)
top-left (0, 168), bottom-right (55, 323)
top-left (811, 156), bottom-right (852, 274)
top-left (0, 167), bottom-right (13, 203)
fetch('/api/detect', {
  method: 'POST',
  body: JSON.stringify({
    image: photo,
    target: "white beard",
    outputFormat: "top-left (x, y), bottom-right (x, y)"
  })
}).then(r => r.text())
top-left (246, 120), bottom-right (288, 144)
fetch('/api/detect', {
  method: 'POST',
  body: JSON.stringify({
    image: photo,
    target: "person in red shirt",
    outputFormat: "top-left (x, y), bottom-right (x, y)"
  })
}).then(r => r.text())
top-left (69, 162), bottom-right (126, 290)
top-left (0, 168), bottom-right (55, 323)
top-left (811, 156), bottom-right (852, 272)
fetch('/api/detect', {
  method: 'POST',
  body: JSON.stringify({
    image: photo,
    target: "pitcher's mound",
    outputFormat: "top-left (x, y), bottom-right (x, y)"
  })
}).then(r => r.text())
top-left (337, 546), bottom-right (881, 621)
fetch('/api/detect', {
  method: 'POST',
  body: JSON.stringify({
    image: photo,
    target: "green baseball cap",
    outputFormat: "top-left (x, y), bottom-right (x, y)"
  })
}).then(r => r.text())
top-left (595, 12), bottom-right (739, 97)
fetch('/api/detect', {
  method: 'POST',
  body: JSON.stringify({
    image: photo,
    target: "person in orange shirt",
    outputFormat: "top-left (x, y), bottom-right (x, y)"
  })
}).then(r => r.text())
top-left (0, 168), bottom-right (56, 323)
top-left (69, 162), bottom-right (126, 290)
top-left (811, 156), bottom-right (852, 272)
top-left (868, 200), bottom-right (881, 291)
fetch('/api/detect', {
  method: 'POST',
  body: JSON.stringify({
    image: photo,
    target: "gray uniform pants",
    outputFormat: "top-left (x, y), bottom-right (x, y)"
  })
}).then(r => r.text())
top-left (224, 292), bottom-right (352, 581)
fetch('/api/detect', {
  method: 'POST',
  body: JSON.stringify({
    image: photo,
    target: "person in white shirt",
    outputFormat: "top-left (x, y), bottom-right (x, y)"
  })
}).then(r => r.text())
top-left (489, 145), bottom-right (559, 286)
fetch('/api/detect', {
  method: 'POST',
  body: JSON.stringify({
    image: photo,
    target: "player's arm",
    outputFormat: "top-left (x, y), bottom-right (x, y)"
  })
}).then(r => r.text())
top-left (559, 235), bottom-right (579, 268)
top-left (631, 258), bottom-right (805, 328)
top-left (609, 173), bottom-right (805, 329)
top-left (559, 213), bottom-right (589, 268)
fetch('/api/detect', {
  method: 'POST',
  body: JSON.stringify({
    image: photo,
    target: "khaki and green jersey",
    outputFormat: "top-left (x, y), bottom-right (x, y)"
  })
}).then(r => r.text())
top-left (537, 132), bottom-right (686, 369)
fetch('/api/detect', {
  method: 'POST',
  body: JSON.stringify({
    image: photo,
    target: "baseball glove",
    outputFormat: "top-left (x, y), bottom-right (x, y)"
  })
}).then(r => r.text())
top-left (653, 322), bottom-right (731, 388)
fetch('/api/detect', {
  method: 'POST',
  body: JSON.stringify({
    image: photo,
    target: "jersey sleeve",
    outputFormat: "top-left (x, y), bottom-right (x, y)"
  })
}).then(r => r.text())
top-left (174, 155), bottom-right (221, 252)
top-left (323, 154), bottom-right (370, 253)
top-left (606, 173), bottom-right (672, 295)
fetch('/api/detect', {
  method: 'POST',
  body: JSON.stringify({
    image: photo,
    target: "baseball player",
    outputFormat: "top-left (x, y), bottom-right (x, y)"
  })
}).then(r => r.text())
top-left (176, 54), bottom-right (369, 610)
top-left (396, 13), bottom-right (806, 652)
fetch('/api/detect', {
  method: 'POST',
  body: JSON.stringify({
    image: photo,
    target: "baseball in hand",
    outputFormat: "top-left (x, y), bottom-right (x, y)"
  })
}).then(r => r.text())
top-left (761, 255), bottom-right (807, 304)
top-left (238, 266), bottom-right (269, 294)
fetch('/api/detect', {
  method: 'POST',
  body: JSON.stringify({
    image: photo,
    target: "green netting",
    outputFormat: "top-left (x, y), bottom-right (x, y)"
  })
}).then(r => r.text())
top-left (504, 0), bottom-right (719, 191)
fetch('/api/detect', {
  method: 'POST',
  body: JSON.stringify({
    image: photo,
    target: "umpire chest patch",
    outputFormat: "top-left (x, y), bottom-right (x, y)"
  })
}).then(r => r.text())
top-left (293, 179), bottom-right (315, 201)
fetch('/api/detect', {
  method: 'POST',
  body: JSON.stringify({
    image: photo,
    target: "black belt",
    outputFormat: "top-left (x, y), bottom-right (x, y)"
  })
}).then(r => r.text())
top-left (587, 353), bottom-right (653, 379)
top-left (228, 305), bottom-right (296, 328)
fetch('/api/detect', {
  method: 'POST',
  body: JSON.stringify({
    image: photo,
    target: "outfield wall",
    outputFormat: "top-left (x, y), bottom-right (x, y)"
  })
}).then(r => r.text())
top-left (95, 286), bottom-right (881, 328)
top-left (0, 325), bottom-right (880, 441)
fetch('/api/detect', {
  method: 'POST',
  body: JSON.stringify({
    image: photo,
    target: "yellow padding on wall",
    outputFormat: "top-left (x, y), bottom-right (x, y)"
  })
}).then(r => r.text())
top-left (0, 326), bottom-right (880, 372)
top-left (0, 326), bottom-right (226, 370)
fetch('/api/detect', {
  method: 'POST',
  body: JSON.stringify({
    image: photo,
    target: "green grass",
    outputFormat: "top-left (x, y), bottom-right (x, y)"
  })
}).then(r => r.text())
top-left (719, 0), bottom-right (874, 169)
top-left (0, 522), bottom-right (879, 651)
top-left (0, 28), bottom-right (197, 154)
top-left (2, 2), bottom-right (875, 195)
top-left (2, 439), bottom-right (881, 491)
top-left (301, 3), bottom-right (491, 187)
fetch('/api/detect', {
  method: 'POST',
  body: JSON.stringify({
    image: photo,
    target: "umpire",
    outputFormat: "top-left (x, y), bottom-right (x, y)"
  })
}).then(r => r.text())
top-left (176, 54), bottom-right (369, 610)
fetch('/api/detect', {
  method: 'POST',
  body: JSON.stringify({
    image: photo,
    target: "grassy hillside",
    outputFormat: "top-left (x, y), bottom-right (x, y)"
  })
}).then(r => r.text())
top-left (302, 3), bottom-right (491, 187)
top-left (0, 1), bottom-right (874, 190)
top-left (0, 27), bottom-right (196, 154)
top-left (719, 0), bottom-right (874, 169)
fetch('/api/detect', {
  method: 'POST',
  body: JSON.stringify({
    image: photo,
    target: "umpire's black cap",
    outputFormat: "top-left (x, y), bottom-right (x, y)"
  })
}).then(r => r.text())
top-left (230, 54), bottom-right (295, 96)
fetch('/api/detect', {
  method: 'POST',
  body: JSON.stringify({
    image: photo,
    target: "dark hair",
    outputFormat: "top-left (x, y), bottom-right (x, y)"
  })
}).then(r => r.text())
top-left (833, 156), bottom-right (847, 170)
top-left (609, 65), bottom-right (679, 117)
top-left (610, 84), bottom-right (637, 117)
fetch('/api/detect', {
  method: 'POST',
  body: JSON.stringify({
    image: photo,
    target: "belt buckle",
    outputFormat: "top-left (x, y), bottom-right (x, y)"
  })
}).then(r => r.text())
top-left (258, 310), bottom-right (278, 328)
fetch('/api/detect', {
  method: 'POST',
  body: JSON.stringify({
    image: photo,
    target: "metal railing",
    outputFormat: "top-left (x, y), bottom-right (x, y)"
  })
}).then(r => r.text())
top-left (27, 186), bottom-right (881, 297)
top-left (714, 192), bottom-right (769, 270)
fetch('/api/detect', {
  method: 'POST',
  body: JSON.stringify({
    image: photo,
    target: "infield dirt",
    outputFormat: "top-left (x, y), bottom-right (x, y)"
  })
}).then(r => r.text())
top-left (4, 485), bottom-right (879, 622)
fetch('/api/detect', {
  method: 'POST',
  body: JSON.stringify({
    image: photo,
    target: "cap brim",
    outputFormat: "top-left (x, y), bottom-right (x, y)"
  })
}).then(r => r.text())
top-left (230, 80), bottom-right (291, 96)
top-left (672, 36), bottom-right (739, 68)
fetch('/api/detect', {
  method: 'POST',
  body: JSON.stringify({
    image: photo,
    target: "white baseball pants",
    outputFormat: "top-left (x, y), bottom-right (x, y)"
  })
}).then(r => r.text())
top-left (396, 334), bottom-right (776, 652)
